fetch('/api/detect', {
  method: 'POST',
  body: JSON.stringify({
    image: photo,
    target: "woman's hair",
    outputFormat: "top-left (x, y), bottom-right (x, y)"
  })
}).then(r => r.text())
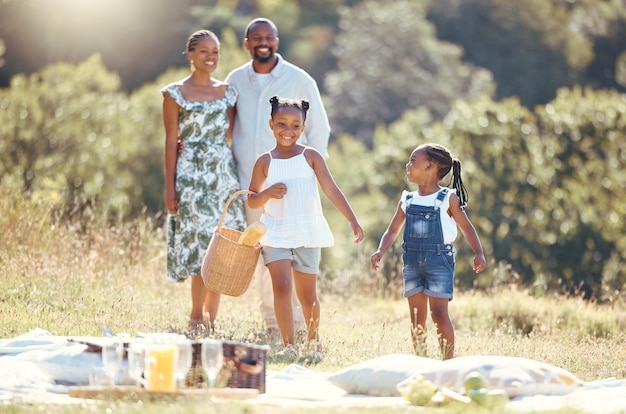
top-left (269, 96), bottom-right (310, 122)
top-left (185, 30), bottom-right (219, 53)
top-left (420, 143), bottom-right (469, 208)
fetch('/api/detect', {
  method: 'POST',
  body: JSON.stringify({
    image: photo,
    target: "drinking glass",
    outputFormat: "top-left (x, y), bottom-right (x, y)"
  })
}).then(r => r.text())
top-left (127, 342), bottom-right (146, 387)
top-left (200, 339), bottom-right (223, 389)
top-left (174, 337), bottom-right (193, 388)
top-left (144, 333), bottom-right (178, 392)
top-left (101, 338), bottom-right (123, 385)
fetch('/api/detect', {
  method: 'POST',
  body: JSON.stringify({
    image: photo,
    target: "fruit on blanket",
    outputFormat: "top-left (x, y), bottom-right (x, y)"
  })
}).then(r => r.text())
top-left (467, 388), bottom-right (489, 406)
top-left (440, 386), bottom-right (472, 404)
top-left (486, 388), bottom-right (509, 409)
top-left (467, 387), bottom-right (509, 408)
top-left (463, 371), bottom-right (489, 391)
top-left (430, 388), bottom-right (473, 407)
top-left (237, 221), bottom-right (266, 246)
top-left (430, 390), bottom-right (446, 406)
top-left (399, 375), bottom-right (437, 406)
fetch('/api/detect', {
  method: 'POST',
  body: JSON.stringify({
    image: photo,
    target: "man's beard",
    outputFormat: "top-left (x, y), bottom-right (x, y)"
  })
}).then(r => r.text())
top-left (253, 47), bottom-right (275, 63)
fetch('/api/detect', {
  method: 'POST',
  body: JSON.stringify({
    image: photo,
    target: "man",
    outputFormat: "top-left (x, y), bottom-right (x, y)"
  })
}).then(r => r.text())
top-left (226, 18), bottom-right (331, 343)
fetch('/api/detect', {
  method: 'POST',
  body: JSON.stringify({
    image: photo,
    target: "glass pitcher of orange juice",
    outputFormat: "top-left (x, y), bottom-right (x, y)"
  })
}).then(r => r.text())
top-left (144, 333), bottom-right (179, 392)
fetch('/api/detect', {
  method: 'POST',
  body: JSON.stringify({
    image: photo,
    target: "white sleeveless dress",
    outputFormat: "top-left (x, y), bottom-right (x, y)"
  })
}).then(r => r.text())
top-left (260, 148), bottom-right (334, 248)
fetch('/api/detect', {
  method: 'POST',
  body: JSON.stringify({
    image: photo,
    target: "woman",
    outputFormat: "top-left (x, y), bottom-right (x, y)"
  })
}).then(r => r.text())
top-left (161, 29), bottom-right (246, 331)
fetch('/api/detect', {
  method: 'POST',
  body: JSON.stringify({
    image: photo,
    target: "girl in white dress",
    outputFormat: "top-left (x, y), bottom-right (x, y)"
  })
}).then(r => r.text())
top-left (247, 96), bottom-right (364, 359)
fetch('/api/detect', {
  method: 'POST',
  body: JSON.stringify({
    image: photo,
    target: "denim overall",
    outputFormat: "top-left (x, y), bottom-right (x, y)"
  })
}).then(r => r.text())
top-left (402, 188), bottom-right (455, 299)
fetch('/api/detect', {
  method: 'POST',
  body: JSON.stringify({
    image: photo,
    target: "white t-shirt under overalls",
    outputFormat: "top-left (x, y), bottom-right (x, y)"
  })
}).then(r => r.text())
top-left (400, 188), bottom-right (458, 244)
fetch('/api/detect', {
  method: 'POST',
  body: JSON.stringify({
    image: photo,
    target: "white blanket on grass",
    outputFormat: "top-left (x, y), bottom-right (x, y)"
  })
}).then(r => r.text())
top-left (260, 364), bottom-right (626, 413)
top-left (1, 329), bottom-right (625, 412)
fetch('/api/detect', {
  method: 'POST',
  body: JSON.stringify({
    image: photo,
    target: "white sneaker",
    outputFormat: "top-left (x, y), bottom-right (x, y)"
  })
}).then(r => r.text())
top-left (274, 344), bottom-right (298, 362)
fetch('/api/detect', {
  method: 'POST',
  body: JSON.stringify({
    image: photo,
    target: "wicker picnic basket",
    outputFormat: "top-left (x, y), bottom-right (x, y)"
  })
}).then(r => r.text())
top-left (186, 340), bottom-right (270, 393)
top-left (201, 190), bottom-right (261, 297)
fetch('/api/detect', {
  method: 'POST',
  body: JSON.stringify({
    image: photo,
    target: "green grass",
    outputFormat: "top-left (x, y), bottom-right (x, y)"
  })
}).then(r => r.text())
top-left (1, 191), bottom-right (625, 413)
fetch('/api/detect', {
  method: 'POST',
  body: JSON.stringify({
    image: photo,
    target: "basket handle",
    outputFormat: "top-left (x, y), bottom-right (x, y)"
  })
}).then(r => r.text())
top-left (217, 190), bottom-right (253, 230)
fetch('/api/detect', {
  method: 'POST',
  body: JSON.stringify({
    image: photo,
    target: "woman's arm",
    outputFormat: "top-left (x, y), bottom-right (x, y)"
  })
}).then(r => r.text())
top-left (162, 93), bottom-right (180, 214)
top-left (226, 106), bottom-right (236, 145)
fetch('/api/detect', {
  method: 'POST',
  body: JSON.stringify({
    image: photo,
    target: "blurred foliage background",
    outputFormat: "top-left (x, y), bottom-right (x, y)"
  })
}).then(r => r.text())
top-left (1, 0), bottom-right (625, 300)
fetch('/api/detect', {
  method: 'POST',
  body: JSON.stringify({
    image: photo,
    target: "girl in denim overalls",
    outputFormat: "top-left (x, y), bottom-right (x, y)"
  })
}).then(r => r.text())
top-left (371, 143), bottom-right (486, 359)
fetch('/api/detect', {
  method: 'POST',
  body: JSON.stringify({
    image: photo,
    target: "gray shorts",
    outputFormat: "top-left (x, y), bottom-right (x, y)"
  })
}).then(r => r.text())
top-left (261, 246), bottom-right (321, 275)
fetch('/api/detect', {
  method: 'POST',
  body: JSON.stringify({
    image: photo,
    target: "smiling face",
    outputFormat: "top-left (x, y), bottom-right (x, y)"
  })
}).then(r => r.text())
top-left (187, 36), bottom-right (219, 73)
top-left (244, 21), bottom-right (279, 64)
top-left (269, 106), bottom-right (305, 147)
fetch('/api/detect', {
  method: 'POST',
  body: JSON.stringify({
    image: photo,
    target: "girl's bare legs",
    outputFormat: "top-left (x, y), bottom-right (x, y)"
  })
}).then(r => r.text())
top-left (190, 275), bottom-right (220, 329)
top-left (407, 292), bottom-right (429, 356)
top-left (292, 269), bottom-right (320, 342)
top-left (267, 260), bottom-right (296, 345)
top-left (429, 296), bottom-right (454, 359)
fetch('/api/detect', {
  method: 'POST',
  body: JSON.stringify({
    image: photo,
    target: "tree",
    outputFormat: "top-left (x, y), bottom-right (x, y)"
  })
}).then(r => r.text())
top-left (428, 0), bottom-right (626, 107)
top-left (0, 26), bottom-right (250, 221)
top-left (578, 2), bottom-right (626, 91)
top-left (324, 0), bottom-right (495, 145)
top-left (0, 55), bottom-right (136, 218)
top-left (533, 87), bottom-right (626, 298)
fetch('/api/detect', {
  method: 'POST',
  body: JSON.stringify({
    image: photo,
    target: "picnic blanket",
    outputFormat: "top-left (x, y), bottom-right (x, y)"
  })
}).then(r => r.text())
top-left (1, 329), bottom-right (625, 412)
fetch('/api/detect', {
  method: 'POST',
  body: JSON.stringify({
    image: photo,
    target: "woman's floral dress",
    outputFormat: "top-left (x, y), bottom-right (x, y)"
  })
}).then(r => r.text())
top-left (161, 83), bottom-right (246, 282)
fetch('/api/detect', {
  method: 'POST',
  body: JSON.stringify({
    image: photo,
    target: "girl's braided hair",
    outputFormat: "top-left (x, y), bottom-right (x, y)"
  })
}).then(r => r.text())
top-left (269, 96), bottom-right (310, 122)
top-left (421, 143), bottom-right (469, 208)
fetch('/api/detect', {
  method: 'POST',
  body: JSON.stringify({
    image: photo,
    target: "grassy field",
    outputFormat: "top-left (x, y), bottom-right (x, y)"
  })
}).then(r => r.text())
top-left (1, 192), bottom-right (625, 413)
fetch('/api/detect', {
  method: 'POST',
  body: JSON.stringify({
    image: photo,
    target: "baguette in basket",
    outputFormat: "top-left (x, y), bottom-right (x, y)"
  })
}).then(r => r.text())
top-left (237, 221), bottom-right (266, 246)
